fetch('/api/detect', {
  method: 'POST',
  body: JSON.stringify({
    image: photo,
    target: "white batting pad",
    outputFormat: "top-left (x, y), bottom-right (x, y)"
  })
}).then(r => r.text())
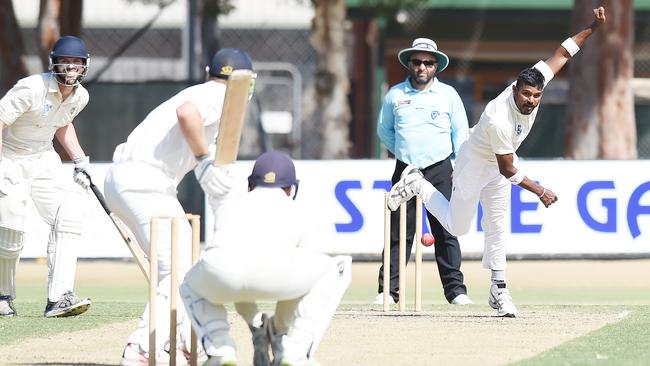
top-left (47, 198), bottom-right (85, 300)
top-left (47, 231), bottom-right (78, 301)
top-left (125, 274), bottom-right (193, 355)
top-left (180, 283), bottom-right (235, 357)
top-left (0, 226), bottom-right (24, 297)
top-left (282, 255), bottom-right (352, 359)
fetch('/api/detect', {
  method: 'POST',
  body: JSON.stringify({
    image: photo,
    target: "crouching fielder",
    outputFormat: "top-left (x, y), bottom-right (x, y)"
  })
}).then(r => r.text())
top-left (181, 151), bottom-right (351, 366)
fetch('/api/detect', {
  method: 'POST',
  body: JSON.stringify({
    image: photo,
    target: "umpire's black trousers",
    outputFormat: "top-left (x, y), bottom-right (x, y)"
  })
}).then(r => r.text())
top-left (378, 157), bottom-right (468, 303)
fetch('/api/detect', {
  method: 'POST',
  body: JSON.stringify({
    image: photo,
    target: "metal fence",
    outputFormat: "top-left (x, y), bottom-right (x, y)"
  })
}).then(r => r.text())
top-left (19, 25), bottom-right (316, 159)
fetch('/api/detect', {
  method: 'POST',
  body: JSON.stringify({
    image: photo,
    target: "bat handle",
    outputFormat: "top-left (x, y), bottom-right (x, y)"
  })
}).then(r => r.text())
top-left (83, 171), bottom-right (111, 216)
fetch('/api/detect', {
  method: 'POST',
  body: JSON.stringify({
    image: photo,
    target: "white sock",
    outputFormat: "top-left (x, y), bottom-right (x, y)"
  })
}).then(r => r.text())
top-left (418, 179), bottom-right (435, 202)
top-left (491, 270), bottom-right (506, 284)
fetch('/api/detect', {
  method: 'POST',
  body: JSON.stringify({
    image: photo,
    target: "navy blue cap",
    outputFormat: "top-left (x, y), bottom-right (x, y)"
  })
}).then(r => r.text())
top-left (208, 48), bottom-right (253, 79)
top-left (248, 150), bottom-right (297, 188)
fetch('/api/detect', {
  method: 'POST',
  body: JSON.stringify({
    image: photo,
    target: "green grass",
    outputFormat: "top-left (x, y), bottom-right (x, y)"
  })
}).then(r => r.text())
top-left (0, 282), bottom-right (145, 346)
top-left (487, 287), bottom-right (650, 306)
top-left (3, 260), bottom-right (650, 365)
top-left (512, 306), bottom-right (650, 366)
top-left (345, 282), bottom-right (650, 306)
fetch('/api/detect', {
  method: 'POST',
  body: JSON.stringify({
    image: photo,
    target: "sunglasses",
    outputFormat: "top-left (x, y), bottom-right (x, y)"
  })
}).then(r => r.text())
top-left (410, 59), bottom-right (437, 67)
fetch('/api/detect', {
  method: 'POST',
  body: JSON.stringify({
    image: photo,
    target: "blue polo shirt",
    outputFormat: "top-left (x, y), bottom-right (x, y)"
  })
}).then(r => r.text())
top-left (377, 77), bottom-right (468, 168)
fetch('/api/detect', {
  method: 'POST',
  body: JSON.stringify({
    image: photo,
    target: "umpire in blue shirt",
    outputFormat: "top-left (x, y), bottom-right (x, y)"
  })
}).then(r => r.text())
top-left (375, 38), bottom-right (472, 305)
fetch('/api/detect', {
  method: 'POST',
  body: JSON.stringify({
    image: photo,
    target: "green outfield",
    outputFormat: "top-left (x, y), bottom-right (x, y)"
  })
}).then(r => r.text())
top-left (1, 259), bottom-right (649, 365)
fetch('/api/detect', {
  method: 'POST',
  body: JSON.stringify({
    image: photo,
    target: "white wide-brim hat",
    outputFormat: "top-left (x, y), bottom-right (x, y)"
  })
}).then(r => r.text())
top-left (398, 38), bottom-right (449, 72)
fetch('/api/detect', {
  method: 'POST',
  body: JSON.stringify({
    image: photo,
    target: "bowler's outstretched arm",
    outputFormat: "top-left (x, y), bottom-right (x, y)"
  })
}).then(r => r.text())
top-left (544, 6), bottom-right (606, 75)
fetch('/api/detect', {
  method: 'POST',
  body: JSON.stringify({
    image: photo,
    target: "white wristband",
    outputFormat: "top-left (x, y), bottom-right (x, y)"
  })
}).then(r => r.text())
top-left (508, 170), bottom-right (525, 185)
top-left (561, 37), bottom-right (580, 57)
top-left (73, 156), bottom-right (90, 166)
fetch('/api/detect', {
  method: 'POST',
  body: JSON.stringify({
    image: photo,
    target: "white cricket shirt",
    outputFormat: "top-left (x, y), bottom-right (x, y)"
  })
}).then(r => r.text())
top-left (112, 80), bottom-right (225, 184)
top-left (0, 73), bottom-right (89, 155)
top-left (211, 187), bottom-right (308, 251)
top-left (464, 61), bottom-right (554, 163)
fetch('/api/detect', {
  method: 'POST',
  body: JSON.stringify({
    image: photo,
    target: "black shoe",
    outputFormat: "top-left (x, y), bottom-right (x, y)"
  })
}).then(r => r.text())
top-left (0, 295), bottom-right (17, 317)
top-left (44, 291), bottom-right (92, 318)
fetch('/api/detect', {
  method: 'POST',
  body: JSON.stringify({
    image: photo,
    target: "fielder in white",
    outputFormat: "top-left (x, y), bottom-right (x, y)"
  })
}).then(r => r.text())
top-left (388, 7), bottom-right (607, 317)
top-left (105, 48), bottom-right (250, 365)
top-left (181, 150), bottom-right (352, 366)
top-left (0, 36), bottom-right (93, 318)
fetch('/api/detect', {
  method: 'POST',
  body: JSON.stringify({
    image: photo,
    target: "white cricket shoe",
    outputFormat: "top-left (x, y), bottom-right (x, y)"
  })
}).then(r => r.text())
top-left (120, 343), bottom-right (148, 366)
top-left (120, 343), bottom-right (191, 366)
top-left (488, 283), bottom-right (518, 317)
top-left (451, 294), bottom-right (473, 305)
top-left (43, 291), bottom-right (91, 318)
top-left (373, 293), bottom-right (396, 305)
top-left (387, 164), bottom-right (423, 211)
top-left (0, 295), bottom-right (17, 317)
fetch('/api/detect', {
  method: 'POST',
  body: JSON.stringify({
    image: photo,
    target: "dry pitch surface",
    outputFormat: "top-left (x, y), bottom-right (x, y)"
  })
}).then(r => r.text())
top-left (2, 260), bottom-right (647, 365)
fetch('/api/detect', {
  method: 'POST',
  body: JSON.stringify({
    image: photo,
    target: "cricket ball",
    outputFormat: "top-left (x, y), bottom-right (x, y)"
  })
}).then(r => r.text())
top-left (421, 233), bottom-right (435, 247)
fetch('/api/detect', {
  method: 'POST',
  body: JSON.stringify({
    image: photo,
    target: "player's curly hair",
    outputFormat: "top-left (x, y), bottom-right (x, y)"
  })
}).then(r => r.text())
top-left (516, 67), bottom-right (545, 90)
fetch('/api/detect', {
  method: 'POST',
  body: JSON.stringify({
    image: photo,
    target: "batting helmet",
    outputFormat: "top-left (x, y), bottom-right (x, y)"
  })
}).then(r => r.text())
top-left (49, 36), bottom-right (90, 85)
top-left (50, 36), bottom-right (89, 64)
top-left (247, 150), bottom-right (300, 198)
top-left (206, 48), bottom-right (253, 79)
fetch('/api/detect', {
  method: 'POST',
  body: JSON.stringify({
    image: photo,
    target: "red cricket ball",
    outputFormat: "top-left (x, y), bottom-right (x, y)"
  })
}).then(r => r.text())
top-left (421, 233), bottom-right (435, 247)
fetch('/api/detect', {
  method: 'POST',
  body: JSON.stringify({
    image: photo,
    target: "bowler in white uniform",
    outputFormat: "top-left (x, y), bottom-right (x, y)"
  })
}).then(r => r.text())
top-left (181, 150), bottom-right (352, 366)
top-left (388, 7), bottom-right (607, 318)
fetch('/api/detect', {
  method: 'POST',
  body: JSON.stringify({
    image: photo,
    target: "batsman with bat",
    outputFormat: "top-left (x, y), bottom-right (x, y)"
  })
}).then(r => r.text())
top-left (104, 48), bottom-right (254, 365)
top-left (0, 36), bottom-right (93, 318)
top-left (388, 6), bottom-right (607, 318)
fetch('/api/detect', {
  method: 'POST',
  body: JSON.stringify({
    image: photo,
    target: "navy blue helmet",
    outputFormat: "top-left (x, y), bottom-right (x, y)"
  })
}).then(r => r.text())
top-left (206, 48), bottom-right (253, 79)
top-left (49, 36), bottom-right (90, 85)
top-left (247, 150), bottom-right (300, 199)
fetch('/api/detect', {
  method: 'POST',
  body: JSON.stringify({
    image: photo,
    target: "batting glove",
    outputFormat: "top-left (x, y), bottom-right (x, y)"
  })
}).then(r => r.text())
top-left (73, 156), bottom-right (92, 190)
top-left (194, 156), bottom-right (235, 199)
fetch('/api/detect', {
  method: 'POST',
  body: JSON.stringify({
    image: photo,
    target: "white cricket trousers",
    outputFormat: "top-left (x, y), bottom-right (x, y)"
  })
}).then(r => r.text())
top-left (181, 246), bottom-right (340, 360)
top-left (0, 149), bottom-right (83, 301)
top-left (422, 145), bottom-right (510, 270)
top-left (104, 161), bottom-right (193, 354)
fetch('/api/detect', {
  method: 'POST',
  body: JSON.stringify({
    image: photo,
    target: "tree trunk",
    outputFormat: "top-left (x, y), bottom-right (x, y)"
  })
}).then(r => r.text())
top-left (38, 0), bottom-right (82, 70)
top-left (564, 0), bottom-right (636, 159)
top-left (59, 0), bottom-right (82, 36)
top-left (0, 0), bottom-right (28, 93)
top-left (309, 0), bottom-right (351, 158)
top-left (200, 0), bottom-right (221, 69)
top-left (39, 0), bottom-right (82, 161)
top-left (38, 0), bottom-right (61, 70)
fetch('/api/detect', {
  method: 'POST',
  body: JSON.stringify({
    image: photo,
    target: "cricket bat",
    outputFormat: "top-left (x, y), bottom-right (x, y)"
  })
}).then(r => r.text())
top-left (214, 69), bottom-right (256, 165)
top-left (84, 173), bottom-right (151, 283)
